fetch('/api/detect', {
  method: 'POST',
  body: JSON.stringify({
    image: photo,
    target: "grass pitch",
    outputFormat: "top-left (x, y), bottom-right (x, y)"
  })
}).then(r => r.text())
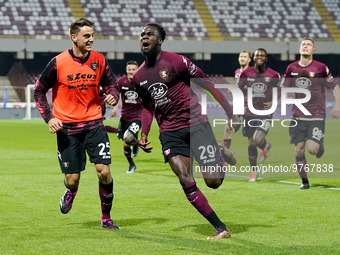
top-left (0, 119), bottom-right (339, 254)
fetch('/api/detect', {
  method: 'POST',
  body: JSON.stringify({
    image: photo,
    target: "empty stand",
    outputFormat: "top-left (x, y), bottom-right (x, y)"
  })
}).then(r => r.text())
top-left (0, 0), bottom-right (338, 40)
top-left (81, 0), bottom-right (209, 38)
top-left (0, 0), bottom-right (73, 36)
top-left (206, 0), bottom-right (331, 39)
top-left (324, 0), bottom-right (340, 28)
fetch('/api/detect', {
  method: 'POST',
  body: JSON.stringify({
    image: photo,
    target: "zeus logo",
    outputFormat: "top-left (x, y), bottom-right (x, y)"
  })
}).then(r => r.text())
top-left (200, 85), bottom-right (311, 116)
top-left (69, 73), bottom-right (97, 81)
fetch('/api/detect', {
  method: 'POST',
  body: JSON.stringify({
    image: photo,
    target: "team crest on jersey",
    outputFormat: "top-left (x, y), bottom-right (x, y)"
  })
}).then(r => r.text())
top-left (308, 71), bottom-right (315, 78)
top-left (91, 63), bottom-right (98, 71)
top-left (264, 77), bottom-right (271, 82)
top-left (164, 148), bottom-right (171, 156)
top-left (159, 69), bottom-right (169, 79)
top-left (63, 162), bottom-right (69, 168)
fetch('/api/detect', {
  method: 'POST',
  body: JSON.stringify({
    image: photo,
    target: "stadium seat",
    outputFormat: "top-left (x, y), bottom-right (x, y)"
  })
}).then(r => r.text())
top-left (0, 0), bottom-right (73, 36)
top-left (205, 0), bottom-right (332, 39)
top-left (0, 0), bottom-right (336, 40)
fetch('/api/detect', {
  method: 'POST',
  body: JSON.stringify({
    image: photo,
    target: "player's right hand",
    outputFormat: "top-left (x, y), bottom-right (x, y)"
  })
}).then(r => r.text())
top-left (110, 110), bottom-right (117, 118)
top-left (139, 133), bottom-right (153, 153)
top-left (48, 118), bottom-right (63, 134)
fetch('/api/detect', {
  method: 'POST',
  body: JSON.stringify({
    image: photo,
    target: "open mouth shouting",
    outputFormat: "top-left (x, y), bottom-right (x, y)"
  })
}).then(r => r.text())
top-left (142, 41), bottom-right (150, 51)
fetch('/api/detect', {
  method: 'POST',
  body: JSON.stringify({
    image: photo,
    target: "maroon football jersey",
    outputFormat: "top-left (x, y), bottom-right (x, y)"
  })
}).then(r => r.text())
top-left (117, 75), bottom-right (142, 121)
top-left (237, 66), bottom-right (280, 117)
top-left (133, 51), bottom-right (233, 133)
top-left (282, 60), bottom-right (337, 119)
top-left (235, 68), bottom-right (242, 79)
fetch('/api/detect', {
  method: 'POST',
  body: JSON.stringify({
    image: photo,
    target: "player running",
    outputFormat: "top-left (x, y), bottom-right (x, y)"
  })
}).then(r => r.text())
top-left (223, 50), bottom-right (252, 150)
top-left (281, 38), bottom-right (340, 189)
top-left (34, 18), bottom-right (120, 229)
top-left (134, 23), bottom-right (240, 239)
top-left (237, 48), bottom-right (280, 182)
top-left (111, 60), bottom-right (143, 173)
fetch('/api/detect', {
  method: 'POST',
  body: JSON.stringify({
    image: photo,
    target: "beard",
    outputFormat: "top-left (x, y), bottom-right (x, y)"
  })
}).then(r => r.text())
top-left (141, 44), bottom-right (159, 57)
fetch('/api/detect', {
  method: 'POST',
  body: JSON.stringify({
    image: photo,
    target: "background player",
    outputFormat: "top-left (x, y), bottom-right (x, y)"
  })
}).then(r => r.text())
top-left (100, 88), bottom-right (118, 133)
top-left (111, 60), bottom-right (142, 173)
top-left (237, 48), bottom-right (280, 182)
top-left (134, 23), bottom-right (240, 239)
top-left (34, 18), bottom-right (120, 229)
top-left (281, 38), bottom-right (340, 189)
top-left (223, 50), bottom-right (252, 149)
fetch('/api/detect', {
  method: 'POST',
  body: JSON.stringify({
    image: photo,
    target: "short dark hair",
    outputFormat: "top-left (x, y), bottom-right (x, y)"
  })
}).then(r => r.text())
top-left (254, 48), bottom-right (267, 57)
top-left (126, 60), bottom-right (139, 67)
top-left (145, 23), bottom-right (166, 41)
top-left (69, 18), bottom-right (94, 36)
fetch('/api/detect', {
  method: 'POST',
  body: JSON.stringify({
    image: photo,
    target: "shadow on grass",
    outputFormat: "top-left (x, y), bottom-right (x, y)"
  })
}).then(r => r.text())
top-left (80, 221), bottom-right (339, 254)
top-left (81, 217), bottom-right (169, 229)
top-left (310, 183), bottom-right (340, 189)
top-left (174, 222), bottom-right (274, 236)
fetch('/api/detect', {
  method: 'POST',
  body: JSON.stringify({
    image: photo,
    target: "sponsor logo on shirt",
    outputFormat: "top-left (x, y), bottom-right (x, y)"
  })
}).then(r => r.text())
top-left (291, 72), bottom-right (298, 75)
top-left (140, 80), bottom-right (148, 86)
top-left (159, 69), bottom-right (169, 79)
top-left (124, 91), bottom-right (138, 100)
top-left (295, 77), bottom-right (311, 88)
top-left (251, 83), bottom-right (267, 98)
top-left (247, 78), bottom-right (255, 81)
top-left (252, 83), bottom-right (267, 93)
top-left (148, 83), bottom-right (168, 100)
top-left (67, 73), bottom-right (97, 81)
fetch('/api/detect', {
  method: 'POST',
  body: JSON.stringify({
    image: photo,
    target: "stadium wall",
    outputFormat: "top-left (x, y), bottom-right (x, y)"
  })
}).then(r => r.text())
top-left (1, 39), bottom-right (340, 77)
top-left (2, 38), bottom-right (340, 54)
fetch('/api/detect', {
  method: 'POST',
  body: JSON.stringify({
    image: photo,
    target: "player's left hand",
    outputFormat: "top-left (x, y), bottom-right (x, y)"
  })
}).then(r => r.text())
top-left (103, 93), bottom-right (117, 106)
top-left (330, 106), bottom-right (340, 119)
top-left (263, 101), bottom-right (272, 110)
top-left (230, 114), bottom-right (241, 132)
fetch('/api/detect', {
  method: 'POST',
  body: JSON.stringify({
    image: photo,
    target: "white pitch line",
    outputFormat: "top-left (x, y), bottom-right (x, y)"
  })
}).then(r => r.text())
top-left (225, 174), bottom-right (340, 190)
